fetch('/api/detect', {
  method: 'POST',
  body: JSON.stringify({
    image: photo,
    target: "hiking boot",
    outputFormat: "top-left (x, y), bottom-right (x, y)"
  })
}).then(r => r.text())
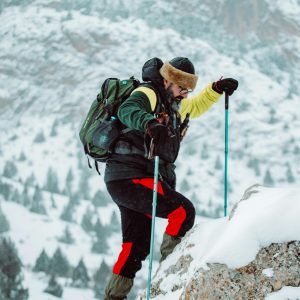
top-left (159, 232), bottom-right (181, 262)
top-left (104, 273), bottom-right (133, 300)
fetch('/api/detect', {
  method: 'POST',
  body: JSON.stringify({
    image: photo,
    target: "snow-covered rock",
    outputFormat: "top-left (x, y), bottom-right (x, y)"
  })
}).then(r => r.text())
top-left (147, 186), bottom-right (300, 299)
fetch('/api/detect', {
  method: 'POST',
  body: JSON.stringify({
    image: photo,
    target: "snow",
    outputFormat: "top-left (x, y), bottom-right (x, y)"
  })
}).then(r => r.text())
top-left (23, 270), bottom-right (96, 300)
top-left (151, 186), bottom-right (300, 298)
top-left (266, 0), bottom-right (300, 21)
top-left (262, 268), bottom-right (274, 278)
top-left (1, 200), bottom-right (96, 268)
top-left (266, 286), bottom-right (300, 300)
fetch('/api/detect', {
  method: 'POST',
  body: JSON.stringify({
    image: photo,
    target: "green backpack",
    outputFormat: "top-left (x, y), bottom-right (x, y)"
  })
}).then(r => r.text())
top-left (79, 77), bottom-right (140, 172)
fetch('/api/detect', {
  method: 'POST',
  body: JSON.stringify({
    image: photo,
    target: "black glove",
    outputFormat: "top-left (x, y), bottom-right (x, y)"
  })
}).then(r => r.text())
top-left (212, 78), bottom-right (239, 95)
top-left (146, 120), bottom-right (169, 144)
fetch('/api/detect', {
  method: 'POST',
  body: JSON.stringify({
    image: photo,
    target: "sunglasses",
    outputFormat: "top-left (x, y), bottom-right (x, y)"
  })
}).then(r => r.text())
top-left (179, 86), bottom-right (193, 95)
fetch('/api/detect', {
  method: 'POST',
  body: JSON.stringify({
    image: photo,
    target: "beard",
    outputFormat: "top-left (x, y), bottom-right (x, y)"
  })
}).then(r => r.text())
top-left (166, 86), bottom-right (183, 112)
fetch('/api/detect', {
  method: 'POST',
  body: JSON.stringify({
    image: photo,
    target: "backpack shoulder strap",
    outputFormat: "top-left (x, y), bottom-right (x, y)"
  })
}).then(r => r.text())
top-left (131, 84), bottom-right (158, 112)
top-left (142, 83), bottom-right (163, 114)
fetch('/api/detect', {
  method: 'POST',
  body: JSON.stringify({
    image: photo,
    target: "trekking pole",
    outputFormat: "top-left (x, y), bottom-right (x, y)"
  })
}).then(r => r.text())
top-left (224, 91), bottom-right (229, 217)
top-left (147, 148), bottom-right (159, 300)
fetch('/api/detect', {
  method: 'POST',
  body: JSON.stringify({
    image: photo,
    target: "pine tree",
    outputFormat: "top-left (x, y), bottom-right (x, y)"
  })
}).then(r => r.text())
top-left (213, 204), bottom-right (223, 218)
top-left (22, 184), bottom-right (31, 207)
top-left (180, 179), bottom-right (190, 193)
top-left (0, 180), bottom-right (11, 200)
top-left (58, 226), bottom-right (74, 245)
top-left (263, 169), bottom-right (274, 186)
top-left (185, 146), bottom-right (197, 156)
top-left (93, 260), bottom-right (111, 299)
top-left (60, 199), bottom-right (74, 223)
top-left (91, 234), bottom-right (108, 254)
top-left (65, 168), bottom-right (74, 196)
top-left (9, 134), bottom-right (17, 141)
top-left (207, 198), bottom-right (214, 217)
top-left (0, 270), bottom-right (8, 300)
top-left (71, 258), bottom-right (90, 288)
top-left (92, 190), bottom-right (110, 207)
top-left (77, 150), bottom-right (85, 170)
top-left (11, 188), bottom-right (21, 203)
top-left (33, 130), bottom-right (46, 143)
top-left (247, 158), bottom-right (261, 176)
top-left (191, 192), bottom-right (199, 203)
top-left (186, 167), bottom-right (194, 176)
top-left (33, 249), bottom-right (50, 273)
top-left (294, 145), bottom-right (300, 155)
top-left (24, 172), bottom-right (36, 186)
top-left (283, 122), bottom-right (289, 131)
top-left (81, 208), bottom-right (94, 232)
top-left (30, 186), bottom-right (47, 215)
top-left (48, 248), bottom-right (71, 277)
top-left (18, 152), bottom-right (26, 161)
top-left (109, 211), bottom-right (120, 233)
top-left (3, 161), bottom-right (18, 179)
top-left (44, 275), bottom-right (63, 298)
top-left (50, 119), bottom-right (59, 137)
top-left (201, 143), bottom-right (209, 159)
top-left (94, 218), bottom-right (107, 239)
top-left (286, 163), bottom-right (295, 183)
top-left (70, 192), bottom-right (81, 205)
top-left (50, 194), bottom-right (57, 209)
top-left (0, 238), bottom-right (28, 300)
top-left (214, 155), bottom-right (222, 170)
top-left (0, 286), bottom-right (6, 300)
top-left (269, 108), bottom-right (278, 124)
top-left (45, 167), bottom-right (60, 194)
top-left (0, 206), bottom-right (9, 233)
top-left (92, 218), bottom-right (112, 253)
top-left (79, 170), bottom-right (90, 200)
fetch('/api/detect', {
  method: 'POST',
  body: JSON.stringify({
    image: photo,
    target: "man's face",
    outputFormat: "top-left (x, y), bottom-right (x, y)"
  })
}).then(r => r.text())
top-left (164, 80), bottom-right (191, 101)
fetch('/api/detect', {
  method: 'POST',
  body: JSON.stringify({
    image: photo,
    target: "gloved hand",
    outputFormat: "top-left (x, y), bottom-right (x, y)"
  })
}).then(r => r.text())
top-left (212, 78), bottom-right (239, 95)
top-left (146, 119), bottom-right (169, 144)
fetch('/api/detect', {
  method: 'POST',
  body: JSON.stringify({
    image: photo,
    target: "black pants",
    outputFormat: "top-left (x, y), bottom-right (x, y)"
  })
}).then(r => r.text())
top-left (106, 178), bottom-right (195, 279)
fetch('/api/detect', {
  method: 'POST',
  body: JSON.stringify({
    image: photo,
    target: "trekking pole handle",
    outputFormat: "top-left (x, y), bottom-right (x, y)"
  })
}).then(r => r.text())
top-left (148, 139), bottom-right (155, 160)
top-left (225, 91), bottom-right (229, 110)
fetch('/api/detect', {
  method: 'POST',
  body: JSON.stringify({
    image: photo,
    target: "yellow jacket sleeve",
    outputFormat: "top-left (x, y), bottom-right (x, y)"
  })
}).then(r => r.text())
top-left (179, 83), bottom-right (222, 120)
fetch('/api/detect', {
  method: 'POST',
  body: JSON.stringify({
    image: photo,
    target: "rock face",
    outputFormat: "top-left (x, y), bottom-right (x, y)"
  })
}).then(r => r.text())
top-left (183, 241), bottom-right (300, 300)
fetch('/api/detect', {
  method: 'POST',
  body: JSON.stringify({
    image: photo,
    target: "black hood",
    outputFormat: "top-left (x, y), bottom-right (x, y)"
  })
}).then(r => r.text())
top-left (142, 57), bottom-right (166, 99)
top-left (142, 57), bottom-right (163, 82)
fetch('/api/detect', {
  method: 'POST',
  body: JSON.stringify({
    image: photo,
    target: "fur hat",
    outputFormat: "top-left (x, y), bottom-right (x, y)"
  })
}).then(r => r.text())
top-left (159, 57), bottom-right (198, 90)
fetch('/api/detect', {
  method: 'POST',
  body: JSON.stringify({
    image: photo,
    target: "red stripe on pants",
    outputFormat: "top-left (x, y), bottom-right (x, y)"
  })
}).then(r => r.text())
top-left (132, 178), bottom-right (164, 195)
top-left (113, 242), bottom-right (133, 275)
top-left (166, 206), bottom-right (187, 236)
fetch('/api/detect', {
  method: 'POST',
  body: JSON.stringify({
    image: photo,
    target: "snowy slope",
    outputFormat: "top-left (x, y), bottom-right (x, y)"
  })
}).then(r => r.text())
top-left (0, 1), bottom-right (300, 299)
top-left (0, 3), bottom-right (299, 210)
top-left (1, 193), bottom-right (119, 300)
